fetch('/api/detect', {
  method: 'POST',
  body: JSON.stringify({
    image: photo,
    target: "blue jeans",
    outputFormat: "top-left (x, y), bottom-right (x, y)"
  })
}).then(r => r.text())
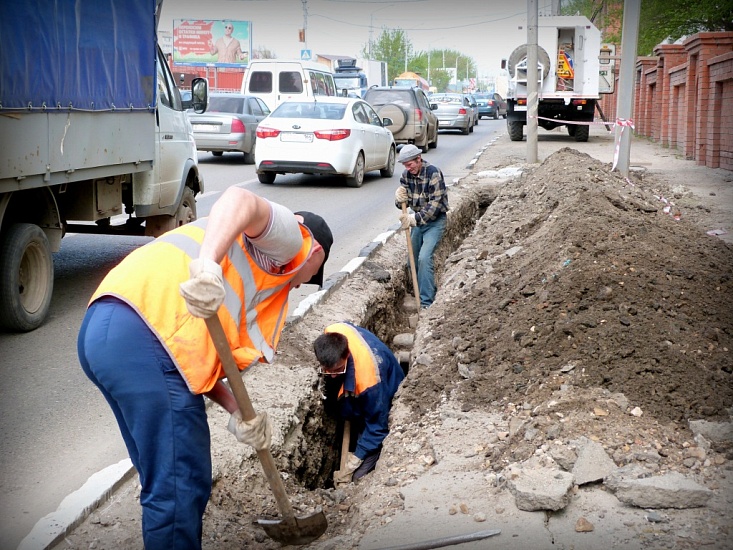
top-left (77, 298), bottom-right (211, 550)
top-left (410, 214), bottom-right (447, 308)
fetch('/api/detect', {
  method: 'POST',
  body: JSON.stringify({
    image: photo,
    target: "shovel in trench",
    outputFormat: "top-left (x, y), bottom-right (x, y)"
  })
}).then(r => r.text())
top-left (401, 203), bottom-right (421, 313)
top-left (204, 315), bottom-right (328, 546)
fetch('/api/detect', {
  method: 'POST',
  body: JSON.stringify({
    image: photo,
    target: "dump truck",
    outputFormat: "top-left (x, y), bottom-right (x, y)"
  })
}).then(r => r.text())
top-left (0, 0), bottom-right (208, 332)
top-left (502, 15), bottom-right (615, 142)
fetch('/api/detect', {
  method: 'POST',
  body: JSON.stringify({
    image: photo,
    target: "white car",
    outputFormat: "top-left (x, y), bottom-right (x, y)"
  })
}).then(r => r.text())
top-left (255, 97), bottom-right (396, 187)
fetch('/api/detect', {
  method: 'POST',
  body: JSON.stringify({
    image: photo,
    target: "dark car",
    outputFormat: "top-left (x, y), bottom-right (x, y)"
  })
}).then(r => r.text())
top-left (364, 86), bottom-right (439, 152)
top-left (188, 92), bottom-right (271, 163)
top-left (475, 92), bottom-right (507, 120)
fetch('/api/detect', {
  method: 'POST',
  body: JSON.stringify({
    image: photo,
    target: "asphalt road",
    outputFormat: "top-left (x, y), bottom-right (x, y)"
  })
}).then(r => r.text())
top-left (0, 118), bottom-right (505, 549)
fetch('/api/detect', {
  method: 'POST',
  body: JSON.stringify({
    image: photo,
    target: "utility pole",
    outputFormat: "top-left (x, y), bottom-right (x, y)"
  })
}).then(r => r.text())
top-left (526, 0), bottom-right (538, 163)
top-left (301, 0), bottom-right (308, 51)
top-left (613, 0), bottom-right (641, 177)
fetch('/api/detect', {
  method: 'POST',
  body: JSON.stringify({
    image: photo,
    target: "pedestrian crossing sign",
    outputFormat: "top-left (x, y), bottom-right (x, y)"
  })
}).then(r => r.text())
top-left (301, 49), bottom-right (312, 61)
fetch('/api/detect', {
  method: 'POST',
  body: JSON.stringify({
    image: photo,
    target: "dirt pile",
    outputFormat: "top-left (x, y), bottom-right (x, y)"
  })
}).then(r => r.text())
top-left (406, 147), bottom-right (732, 424)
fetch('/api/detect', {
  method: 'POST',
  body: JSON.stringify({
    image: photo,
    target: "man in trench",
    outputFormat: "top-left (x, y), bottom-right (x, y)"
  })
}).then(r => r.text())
top-left (77, 187), bottom-right (333, 550)
top-left (313, 322), bottom-right (405, 484)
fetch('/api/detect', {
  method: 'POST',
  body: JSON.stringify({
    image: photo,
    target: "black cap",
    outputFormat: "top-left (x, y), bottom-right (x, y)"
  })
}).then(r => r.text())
top-left (295, 211), bottom-right (333, 287)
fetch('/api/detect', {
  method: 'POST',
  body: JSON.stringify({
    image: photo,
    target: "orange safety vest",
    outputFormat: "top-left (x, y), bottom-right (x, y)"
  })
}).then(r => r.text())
top-left (324, 323), bottom-right (381, 398)
top-left (90, 218), bottom-right (314, 394)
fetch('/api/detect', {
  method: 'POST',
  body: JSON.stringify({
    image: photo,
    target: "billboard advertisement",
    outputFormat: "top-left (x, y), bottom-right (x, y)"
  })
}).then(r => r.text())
top-left (173, 19), bottom-right (252, 67)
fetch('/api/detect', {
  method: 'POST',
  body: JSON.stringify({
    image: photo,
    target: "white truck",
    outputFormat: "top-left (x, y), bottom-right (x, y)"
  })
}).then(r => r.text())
top-left (334, 58), bottom-right (388, 98)
top-left (0, 0), bottom-right (208, 332)
top-left (502, 15), bottom-right (615, 142)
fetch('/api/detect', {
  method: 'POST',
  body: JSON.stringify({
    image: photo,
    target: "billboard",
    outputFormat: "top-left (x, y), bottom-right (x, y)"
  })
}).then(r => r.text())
top-left (173, 19), bottom-right (252, 67)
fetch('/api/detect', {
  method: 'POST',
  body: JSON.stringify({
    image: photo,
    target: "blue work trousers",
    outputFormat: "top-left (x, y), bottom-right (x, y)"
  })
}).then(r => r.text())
top-left (77, 298), bottom-right (211, 550)
top-left (410, 214), bottom-right (447, 308)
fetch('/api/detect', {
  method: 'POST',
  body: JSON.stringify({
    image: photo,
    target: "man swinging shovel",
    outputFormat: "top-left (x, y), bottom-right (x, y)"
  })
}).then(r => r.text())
top-left (394, 144), bottom-right (450, 310)
top-left (78, 188), bottom-right (331, 547)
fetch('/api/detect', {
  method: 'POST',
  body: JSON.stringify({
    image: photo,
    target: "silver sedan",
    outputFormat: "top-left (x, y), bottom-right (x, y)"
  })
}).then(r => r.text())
top-left (188, 93), bottom-right (270, 163)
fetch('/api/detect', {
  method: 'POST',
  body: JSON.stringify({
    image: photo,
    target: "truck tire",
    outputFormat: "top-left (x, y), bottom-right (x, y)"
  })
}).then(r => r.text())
top-left (145, 186), bottom-right (197, 237)
top-left (507, 45), bottom-right (551, 81)
top-left (574, 125), bottom-right (590, 142)
top-left (377, 104), bottom-right (408, 133)
top-left (508, 120), bottom-right (524, 141)
top-left (0, 223), bottom-right (53, 332)
top-left (567, 125), bottom-right (577, 137)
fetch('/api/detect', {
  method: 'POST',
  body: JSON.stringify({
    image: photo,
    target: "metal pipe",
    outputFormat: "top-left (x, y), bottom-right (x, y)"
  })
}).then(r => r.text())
top-left (377, 528), bottom-right (501, 550)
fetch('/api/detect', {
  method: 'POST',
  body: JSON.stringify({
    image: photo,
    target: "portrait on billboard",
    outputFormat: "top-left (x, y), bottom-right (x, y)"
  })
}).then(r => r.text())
top-left (173, 19), bottom-right (252, 67)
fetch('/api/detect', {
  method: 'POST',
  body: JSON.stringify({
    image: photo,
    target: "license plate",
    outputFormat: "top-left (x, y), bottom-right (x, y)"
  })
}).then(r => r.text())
top-left (193, 124), bottom-right (218, 132)
top-left (280, 132), bottom-right (313, 143)
top-left (515, 105), bottom-right (527, 112)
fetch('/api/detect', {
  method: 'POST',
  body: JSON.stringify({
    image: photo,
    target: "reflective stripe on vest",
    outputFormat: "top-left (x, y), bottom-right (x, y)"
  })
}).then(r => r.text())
top-left (325, 323), bottom-right (380, 398)
top-left (90, 218), bottom-right (314, 394)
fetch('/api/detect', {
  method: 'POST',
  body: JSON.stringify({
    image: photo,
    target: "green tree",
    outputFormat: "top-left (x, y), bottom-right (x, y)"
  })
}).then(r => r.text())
top-left (360, 28), bottom-right (412, 83)
top-left (562, 0), bottom-right (732, 55)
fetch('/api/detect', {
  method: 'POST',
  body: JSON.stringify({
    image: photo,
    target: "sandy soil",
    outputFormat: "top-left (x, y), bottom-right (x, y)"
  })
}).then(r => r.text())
top-left (50, 128), bottom-right (733, 550)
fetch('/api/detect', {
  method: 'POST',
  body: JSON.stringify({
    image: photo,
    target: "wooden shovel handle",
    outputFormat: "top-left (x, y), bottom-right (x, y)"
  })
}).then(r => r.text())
top-left (204, 314), bottom-right (297, 525)
top-left (401, 203), bottom-right (421, 311)
top-left (339, 420), bottom-right (351, 470)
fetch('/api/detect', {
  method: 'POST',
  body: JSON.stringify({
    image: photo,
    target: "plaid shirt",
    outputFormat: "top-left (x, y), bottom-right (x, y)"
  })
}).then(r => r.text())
top-left (395, 160), bottom-right (449, 225)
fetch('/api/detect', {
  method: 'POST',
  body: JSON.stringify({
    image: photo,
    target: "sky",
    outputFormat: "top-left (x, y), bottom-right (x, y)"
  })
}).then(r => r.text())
top-left (159, 0), bottom-right (565, 79)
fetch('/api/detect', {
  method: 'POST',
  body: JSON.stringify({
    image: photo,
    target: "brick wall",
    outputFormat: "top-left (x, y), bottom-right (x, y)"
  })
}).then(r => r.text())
top-left (624, 32), bottom-right (733, 170)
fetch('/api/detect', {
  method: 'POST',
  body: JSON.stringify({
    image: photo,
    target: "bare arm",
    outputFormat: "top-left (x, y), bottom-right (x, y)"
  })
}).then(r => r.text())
top-left (199, 187), bottom-right (271, 262)
top-left (204, 380), bottom-right (238, 413)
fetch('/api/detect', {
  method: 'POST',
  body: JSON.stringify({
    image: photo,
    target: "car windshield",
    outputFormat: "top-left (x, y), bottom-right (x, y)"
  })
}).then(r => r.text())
top-left (271, 102), bottom-right (346, 120)
top-left (431, 94), bottom-right (462, 104)
top-left (209, 96), bottom-right (245, 113)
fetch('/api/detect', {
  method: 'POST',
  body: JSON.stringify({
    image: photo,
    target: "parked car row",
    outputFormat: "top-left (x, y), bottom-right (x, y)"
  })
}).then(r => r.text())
top-left (187, 87), bottom-right (494, 187)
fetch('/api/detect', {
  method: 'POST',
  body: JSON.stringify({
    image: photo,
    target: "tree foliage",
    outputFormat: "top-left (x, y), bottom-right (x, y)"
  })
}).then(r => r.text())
top-left (361, 30), bottom-right (475, 90)
top-left (360, 28), bottom-right (411, 83)
top-left (562, 0), bottom-right (732, 56)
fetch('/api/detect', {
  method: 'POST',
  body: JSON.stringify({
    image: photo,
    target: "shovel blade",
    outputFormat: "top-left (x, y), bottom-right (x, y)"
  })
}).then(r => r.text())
top-left (257, 510), bottom-right (328, 546)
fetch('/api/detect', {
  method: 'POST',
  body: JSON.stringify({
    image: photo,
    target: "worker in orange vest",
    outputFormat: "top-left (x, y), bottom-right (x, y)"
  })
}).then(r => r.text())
top-left (77, 187), bottom-right (332, 550)
top-left (314, 322), bottom-right (404, 485)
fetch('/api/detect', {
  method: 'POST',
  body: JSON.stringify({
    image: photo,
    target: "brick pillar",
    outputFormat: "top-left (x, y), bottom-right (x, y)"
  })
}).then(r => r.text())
top-left (653, 45), bottom-right (686, 148)
top-left (634, 57), bottom-right (657, 137)
top-left (684, 32), bottom-right (733, 164)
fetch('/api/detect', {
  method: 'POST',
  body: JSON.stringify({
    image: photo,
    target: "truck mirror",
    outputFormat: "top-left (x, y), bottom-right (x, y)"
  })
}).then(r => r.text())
top-left (190, 77), bottom-right (209, 114)
top-left (501, 59), bottom-right (507, 70)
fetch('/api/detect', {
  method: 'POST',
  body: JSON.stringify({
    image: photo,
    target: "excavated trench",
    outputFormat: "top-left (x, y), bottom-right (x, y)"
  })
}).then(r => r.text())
top-left (267, 177), bottom-right (498, 492)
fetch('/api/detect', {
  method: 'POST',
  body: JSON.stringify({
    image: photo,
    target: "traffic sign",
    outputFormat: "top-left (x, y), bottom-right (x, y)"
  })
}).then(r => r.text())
top-left (301, 49), bottom-right (311, 60)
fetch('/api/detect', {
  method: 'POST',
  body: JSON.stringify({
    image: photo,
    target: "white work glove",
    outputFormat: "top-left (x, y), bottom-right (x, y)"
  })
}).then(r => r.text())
top-left (395, 186), bottom-right (408, 204)
top-left (228, 410), bottom-right (273, 450)
top-left (333, 452), bottom-right (363, 486)
top-left (399, 212), bottom-right (417, 230)
top-left (179, 258), bottom-right (225, 318)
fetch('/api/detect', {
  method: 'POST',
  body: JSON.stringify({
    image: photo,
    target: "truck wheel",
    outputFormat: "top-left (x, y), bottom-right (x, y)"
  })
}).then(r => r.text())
top-left (145, 186), bottom-right (197, 237)
top-left (346, 152), bottom-right (365, 188)
top-left (507, 44), bottom-right (551, 80)
top-left (574, 125), bottom-right (590, 142)
top-left (377, 104), bottom-right (408, 133)
top-left (508, 120), bottom-right (524, 141)
top-left (258, 172), bottom-right (276, 184)
top-left (0, 223), bottom-right (53, 332)
top-left (567, 125), bottom-right (577, 137)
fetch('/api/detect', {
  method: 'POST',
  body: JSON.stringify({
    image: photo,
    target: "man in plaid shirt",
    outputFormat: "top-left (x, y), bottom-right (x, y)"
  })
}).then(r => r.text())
top-left (394, 144), bottom-right (449, 308)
